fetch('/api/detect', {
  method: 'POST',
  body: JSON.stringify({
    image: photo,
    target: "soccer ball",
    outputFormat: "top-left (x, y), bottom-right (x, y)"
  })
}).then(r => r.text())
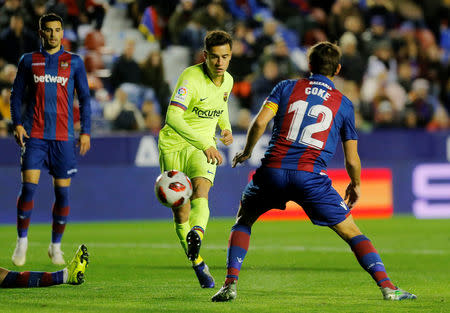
top-left (155, 170), bottom-right (193, 208)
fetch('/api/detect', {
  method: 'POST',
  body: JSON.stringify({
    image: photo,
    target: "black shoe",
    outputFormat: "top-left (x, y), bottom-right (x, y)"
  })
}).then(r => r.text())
top-left (186, 229), bottom-right (201, 261)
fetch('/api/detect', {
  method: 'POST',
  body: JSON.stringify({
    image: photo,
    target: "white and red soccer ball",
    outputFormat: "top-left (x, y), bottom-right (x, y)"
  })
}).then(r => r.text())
top-left (155, 170), bottom-right (193, 208)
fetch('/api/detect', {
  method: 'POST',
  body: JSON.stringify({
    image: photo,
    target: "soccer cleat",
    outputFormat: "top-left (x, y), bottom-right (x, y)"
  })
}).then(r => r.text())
top-left (193, 261), bottom-right (215, 288)
top-left (186, 229), bottom-right (202, 262)
top-left (67, 244), bottom-right (89, 285)
top-left (11, 237), bottom-right (28, 266)
top-left (211, 281), bottom-right (237, 302)
top-left (381, 286), bottom-right (417, 300)
top-left (48, 243), bottom-right (66, 265)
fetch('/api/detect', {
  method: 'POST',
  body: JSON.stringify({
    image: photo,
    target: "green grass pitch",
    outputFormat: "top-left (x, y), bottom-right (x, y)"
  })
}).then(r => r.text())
top-left (0, 217), bottom-right (448, 312)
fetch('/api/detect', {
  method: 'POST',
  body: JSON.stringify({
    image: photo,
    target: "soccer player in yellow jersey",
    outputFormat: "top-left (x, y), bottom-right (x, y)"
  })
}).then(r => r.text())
top-left (158, 30), bottom-right (234, 288)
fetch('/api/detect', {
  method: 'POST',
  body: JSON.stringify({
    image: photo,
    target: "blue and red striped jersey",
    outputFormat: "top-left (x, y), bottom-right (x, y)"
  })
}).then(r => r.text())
top-left (261, 74), bottom-right (358, 174)
top-left (10, 47), bottom-right (91, 141)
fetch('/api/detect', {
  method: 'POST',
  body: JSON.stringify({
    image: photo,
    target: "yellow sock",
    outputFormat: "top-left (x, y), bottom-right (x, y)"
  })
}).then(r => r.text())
top-left (189, 198), bottom-right (209, 235)
top-left (189, 198), bottom-right (210, 265)
top-left (174, 221), bottom-right (190, 255)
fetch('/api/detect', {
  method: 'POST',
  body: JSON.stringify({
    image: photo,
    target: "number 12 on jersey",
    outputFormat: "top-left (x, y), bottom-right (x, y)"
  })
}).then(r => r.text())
top-left (286, 100), bottom-right (333, 150)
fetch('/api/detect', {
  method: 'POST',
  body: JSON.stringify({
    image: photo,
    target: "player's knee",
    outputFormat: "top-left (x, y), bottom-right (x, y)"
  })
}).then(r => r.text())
top-left (335, 225), bottom-right (362, 242)
top-left (331, 217), bottom-right (362, 242)
top-left (54, 178), bottom-right (71, 187)
top-left (192, 180), bottom-right (211, 199)
top-left (22, 170), bottom-right (40, 184)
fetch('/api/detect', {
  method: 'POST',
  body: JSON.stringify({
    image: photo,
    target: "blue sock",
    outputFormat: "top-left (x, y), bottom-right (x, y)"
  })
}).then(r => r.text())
top-left (225, 223), bottom-right (251, 284)
top-left (1, 270), bottom-right (64, 288)
top-left (349, 234), bottom-right (396, 289)
top-left (52, 186), bottom-right (70, 243)
top-left (17, 182), bottom-right (38, 238)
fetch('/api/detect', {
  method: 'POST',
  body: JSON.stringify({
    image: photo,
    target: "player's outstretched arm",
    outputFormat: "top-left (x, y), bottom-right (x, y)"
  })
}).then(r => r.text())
top-left (74, 56), bottom-right (92, 137)
top-left (232, 106), bottom-right (275, 167)
top-left (342, 140), bottom-right (361, 209)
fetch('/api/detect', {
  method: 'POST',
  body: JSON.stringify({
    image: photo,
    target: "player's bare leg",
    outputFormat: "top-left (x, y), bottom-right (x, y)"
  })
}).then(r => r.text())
top-left (12, 170), bottom-right (40, 266)
top-left (172, 202), bottom-right (191, 224)
top-left (48, 177), bottom-right (71, 265)
top-left (330, 214), bottom-right (363, 241)
top-left (0, 268), bottom-right (8, 284)
top-left (330, 215), bottom-right (416, 300)
top-left (22, 170), bottom-right (41, 184)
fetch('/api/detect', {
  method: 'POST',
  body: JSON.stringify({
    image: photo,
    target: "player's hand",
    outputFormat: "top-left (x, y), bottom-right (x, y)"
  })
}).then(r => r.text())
top-left (232, 151), bottom-right (251, 168)
top-left (219, 129), bottom-right (233, 146)
top-left (13, 125), bottom-right (29, 147)
top-left (344, 182), bottom-right (360, 209)
top-left (77, 134), bottom-right (91, 156)
top-left (203, 146), bottom-right (223, 165)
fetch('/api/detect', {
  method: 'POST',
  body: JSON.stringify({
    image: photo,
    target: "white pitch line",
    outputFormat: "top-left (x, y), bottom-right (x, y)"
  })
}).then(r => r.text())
top-left (11, 242), bottom-right (449, 255)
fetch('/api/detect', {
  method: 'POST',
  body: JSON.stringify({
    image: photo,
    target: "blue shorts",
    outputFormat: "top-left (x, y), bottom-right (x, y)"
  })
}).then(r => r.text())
top-left (21, 137), bottom-right (78, 179)
top-left (241, 167), bottom-right (350, 226)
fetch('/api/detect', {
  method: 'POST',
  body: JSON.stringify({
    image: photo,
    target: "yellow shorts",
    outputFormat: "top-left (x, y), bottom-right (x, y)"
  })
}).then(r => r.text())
top-left (159, 145), bottom-right (216, 185)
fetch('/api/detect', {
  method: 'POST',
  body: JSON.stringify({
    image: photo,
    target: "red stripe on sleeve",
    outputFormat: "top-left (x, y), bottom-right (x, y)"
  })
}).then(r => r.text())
top-left (55, 53), bottom-right (72, 141)
top-left (170, 101), bottom-right (187, 110)
top-left (30, 53), bottom-right (46, 139)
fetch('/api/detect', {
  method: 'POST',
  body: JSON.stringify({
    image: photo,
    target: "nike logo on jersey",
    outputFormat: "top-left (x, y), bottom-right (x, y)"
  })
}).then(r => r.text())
top-left (340, 201), bottom-right (348, 211)
top-left (200, 97), bottom-right (208, 101)
top-left (207, 170), bottom-right (214, 174)
top-left (34, 74), bottom-right (68, 86)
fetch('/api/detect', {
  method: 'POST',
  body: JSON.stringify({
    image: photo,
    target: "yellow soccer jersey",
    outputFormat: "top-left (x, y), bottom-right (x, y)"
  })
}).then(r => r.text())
top-left (158, 63), bottom-right (233, 152)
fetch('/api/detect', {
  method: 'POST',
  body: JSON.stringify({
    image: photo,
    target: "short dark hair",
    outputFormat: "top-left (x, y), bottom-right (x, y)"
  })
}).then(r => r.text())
top-left (39, 13), bottom-right (63, 30)
top-left (204, 30), bottom-right (232, 52)
top-left (307, 41), bottom-right (341, 77)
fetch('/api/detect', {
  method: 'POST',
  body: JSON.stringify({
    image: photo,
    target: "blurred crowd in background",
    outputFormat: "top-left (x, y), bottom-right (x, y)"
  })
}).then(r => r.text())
top-left (0, 0), bottom-right (449, 138)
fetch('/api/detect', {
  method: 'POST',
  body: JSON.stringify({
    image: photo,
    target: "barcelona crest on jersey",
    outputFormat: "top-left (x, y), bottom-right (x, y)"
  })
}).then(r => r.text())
top-left (223, 92), bottom-right (228, 102)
